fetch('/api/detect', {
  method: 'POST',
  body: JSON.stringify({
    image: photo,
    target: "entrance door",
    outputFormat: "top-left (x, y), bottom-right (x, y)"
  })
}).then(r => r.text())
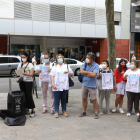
top-left (58, 48), bottom-right (70, 58)
top-left (85, 46), bottom-right (92, 54)
top-left (79, 46), bottom-right (92, 61)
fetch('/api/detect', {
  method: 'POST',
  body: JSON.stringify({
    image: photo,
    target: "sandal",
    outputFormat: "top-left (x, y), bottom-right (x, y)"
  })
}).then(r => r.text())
top-left (50, 110), bottom-right (54, 114)
top-left (54, 113), bottom-right (59, 118)
top-left (63, 112), bottom-right (69, 117)
top-left (42, 110), bottom-right (47, 114)
top-left (66, 103), bottom-right (70, 107)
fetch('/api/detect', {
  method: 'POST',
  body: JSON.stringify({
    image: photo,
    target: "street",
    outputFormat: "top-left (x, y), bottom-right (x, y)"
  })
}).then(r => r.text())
top-left (0, 76), bottom-right (82, 93)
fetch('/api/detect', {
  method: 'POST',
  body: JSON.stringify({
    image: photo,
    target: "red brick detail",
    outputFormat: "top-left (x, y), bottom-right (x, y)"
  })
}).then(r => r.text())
top-left (86, 39), bottom-right (130, 64)
top-left (0, 35), bottom-right (9, 54)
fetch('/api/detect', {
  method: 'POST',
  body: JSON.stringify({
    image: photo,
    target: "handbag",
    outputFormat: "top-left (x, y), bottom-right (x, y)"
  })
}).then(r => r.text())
top-left (78, 63), bottom-right (87, 83)
top-left (17, 63), bottom-right (29, 83)
top-left (67, 64), bottom-right (74, 87)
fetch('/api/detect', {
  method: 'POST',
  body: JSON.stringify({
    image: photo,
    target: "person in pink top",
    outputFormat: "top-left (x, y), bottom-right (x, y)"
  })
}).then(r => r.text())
top-left (38, 54), bottom-right (54, 114)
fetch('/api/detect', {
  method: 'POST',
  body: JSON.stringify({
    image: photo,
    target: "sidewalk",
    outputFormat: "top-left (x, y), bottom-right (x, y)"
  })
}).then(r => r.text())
top-left (0, 89), bottom-right (140, 140)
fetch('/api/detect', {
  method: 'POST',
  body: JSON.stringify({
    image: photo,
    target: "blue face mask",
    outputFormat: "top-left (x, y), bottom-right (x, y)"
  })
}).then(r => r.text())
top-left (130, 64), bottom-right (134, 69)
top-left (58, 58), bottom-right (63, 64)
top-left (44, 59), bottom-right (49, 63)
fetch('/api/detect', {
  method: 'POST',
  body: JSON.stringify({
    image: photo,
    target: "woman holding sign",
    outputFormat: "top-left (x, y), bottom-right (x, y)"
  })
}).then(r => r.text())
top-left (38, 54), bottom-right (54, 114)
top-left (17, 52), bottom-right (35, 117)
top-left (123, 60), bottom-right (140, 117)
top-left (97, 60), bottom-right (113, 115)
top-left (50, 54), bottom-right (73, 118)
top-left (112, 59), bottom-right (128, 114)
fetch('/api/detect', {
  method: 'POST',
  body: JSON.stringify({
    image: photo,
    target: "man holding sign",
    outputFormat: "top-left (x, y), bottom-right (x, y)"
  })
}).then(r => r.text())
top-left (123, 60), bottom-right (140, 117)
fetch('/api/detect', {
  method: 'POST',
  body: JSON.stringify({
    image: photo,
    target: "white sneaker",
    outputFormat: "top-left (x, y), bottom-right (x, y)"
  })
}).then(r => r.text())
top-left (112, 108), bottom-right (117, 113)
top-left (127, 113), bottom-right (131, 117)
top-left (119, 108), bottom-right (124, 114)
top-left (135, 113), bottom-right (139, 117)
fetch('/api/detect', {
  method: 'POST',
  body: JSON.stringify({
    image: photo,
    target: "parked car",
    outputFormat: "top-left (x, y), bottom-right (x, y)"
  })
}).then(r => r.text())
top-left (0, 55), bottom-right (21, 77)
top-left (34, 58), bottom-right (83, 76)
top-left (99, 58), bottom-right (130, 68)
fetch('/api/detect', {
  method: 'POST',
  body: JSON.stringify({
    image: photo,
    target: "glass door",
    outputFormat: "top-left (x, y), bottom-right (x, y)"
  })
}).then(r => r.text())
top-left (58, 48), bottom-right (70, 58)
top-left (85, 46), bottom-right (92, 54)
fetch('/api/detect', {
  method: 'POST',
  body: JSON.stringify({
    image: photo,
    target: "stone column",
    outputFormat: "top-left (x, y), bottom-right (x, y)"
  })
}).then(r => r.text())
top-left (42, 37), bottom-right (47, 54)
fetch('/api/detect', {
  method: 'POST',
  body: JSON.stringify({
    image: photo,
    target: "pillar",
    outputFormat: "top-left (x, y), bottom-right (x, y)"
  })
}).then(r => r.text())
top-left (42, 37), bottom-right (47, 54)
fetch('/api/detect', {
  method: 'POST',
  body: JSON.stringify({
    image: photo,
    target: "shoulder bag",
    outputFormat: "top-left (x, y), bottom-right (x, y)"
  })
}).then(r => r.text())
top-left (78, 63), bottom-right (87, 83)
top-left (67, 64), bottom-right (74, 87)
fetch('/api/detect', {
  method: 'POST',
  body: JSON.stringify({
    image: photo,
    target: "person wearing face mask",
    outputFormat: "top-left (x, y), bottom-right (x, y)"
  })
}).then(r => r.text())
top-left (112, 59), bottom-right (128, 114)
top-left (32, 54), bottom-right (37, 67)
top-left (17, 52), bottom-right (36, 117)
top-left (50, 54), bottom-right (73, 118)
top-left (123, 60), bottom-right (140, 117)
top-left (38, 54), bottom-right (54, 114)
top-left (131, 54), bottom-right (136, 61)
top-left (79, 52), bottom-right (99, 119)
top-left (97, 60), bottom-right (113, 115)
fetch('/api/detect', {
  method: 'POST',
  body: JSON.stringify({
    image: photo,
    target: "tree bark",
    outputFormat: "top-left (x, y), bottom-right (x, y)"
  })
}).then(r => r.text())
top-left (105, 0), bottom-right (116, 71)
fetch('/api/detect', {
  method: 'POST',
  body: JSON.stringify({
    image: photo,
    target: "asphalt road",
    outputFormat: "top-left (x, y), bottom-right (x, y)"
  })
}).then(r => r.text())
top-left (0, 76), bottom-right (82, 93)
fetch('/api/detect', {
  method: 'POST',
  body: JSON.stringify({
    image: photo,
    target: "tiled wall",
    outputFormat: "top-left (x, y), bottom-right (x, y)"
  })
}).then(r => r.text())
top-left (86, 38), bottom-right (130, 64)
top-left (100, 39), bottom-right (130, 63)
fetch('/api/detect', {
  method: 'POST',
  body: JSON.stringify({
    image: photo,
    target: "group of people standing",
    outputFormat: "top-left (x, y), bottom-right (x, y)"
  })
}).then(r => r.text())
top-left (17, 51), bottom-right (140, 119)
top-left (17, 52), bottom-right (73, 118)
top-left (79, 53), bottom-right (140, 119)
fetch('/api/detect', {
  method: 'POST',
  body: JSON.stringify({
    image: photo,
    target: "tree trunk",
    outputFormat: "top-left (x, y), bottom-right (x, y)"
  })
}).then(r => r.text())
top-left (105, 0), bottom-right (116, 71)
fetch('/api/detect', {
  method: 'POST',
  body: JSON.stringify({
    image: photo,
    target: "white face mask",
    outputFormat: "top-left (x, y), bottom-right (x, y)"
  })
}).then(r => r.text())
top-left (85, 58), bottom-right (90, 63)
top-left (102, 64), bottom-right (107, 69)
top-left (22, 58), bottom-right (27, 62)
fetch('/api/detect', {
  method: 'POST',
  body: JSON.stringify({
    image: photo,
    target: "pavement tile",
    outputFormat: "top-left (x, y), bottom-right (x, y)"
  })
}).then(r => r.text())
top-left (0, 90), bottom-right (140, 140)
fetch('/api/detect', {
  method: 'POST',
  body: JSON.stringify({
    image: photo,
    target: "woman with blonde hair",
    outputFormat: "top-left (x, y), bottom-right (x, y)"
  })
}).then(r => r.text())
top-left (50, 54), bottom-right (73, 118)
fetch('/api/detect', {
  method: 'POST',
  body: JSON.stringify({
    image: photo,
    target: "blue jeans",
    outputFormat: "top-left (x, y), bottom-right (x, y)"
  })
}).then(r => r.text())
top-left (53, 90), bottom-right (68, 113)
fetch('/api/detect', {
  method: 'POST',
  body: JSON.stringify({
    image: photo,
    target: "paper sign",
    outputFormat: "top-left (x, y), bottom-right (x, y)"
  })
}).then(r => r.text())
top-left (15, 69), bottom-right (24, 76)
top-left (53, 72), bottom-right (68, 91)
top-left (126, 75), bottom-right (139, 93)
top-left (39, 66), bottom-right (50, 86)
top-left (102, 73), bottom-right (113, 89)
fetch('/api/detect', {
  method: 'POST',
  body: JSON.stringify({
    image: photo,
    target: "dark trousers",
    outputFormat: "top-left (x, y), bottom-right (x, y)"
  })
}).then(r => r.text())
top-left (66, 91), bottom-right (69, 103)
top-left (53, 90), bottom-right (68, 113)
top-left (19, 81), bottom-right (35, 109)
top-left (127, 91), bottom-right (140, 113)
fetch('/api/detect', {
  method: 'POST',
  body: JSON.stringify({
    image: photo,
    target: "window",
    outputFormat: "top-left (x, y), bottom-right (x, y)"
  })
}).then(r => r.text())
top-left (65, 59), bottom-right (77, 64)
top-left (114, 21), bottom-right (119, 25)
top-left (135, 11), bottom-right (140, 29)
top-left (0, 57), bottom-right (9, 63)
top-left (9, 57), bottom-right (20, 63)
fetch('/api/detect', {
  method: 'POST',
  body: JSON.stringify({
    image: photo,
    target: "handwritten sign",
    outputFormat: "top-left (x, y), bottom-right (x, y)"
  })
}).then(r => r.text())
top-left (53, 72), bottom-right (68, 91)
top-left (39, 66), bottom-right (50, 86)
top-left (102, 73), bottom-right (113, 89)
top-left (126, 75), bottom-right (139, 93)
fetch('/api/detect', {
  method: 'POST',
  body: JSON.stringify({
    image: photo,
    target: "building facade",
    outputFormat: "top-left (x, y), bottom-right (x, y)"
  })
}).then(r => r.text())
top-left (130, 0), bottom-right (140, 60)
top-left (0, 0), bottom-right (130, 64)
